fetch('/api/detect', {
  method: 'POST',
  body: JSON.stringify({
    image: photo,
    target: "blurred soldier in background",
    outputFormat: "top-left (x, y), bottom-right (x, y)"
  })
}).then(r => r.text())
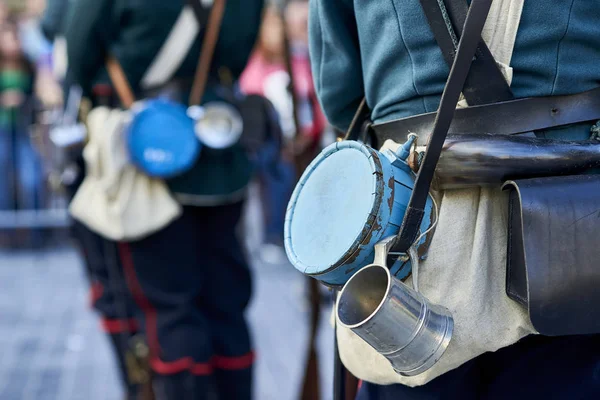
top-left (66, 0), bottom-right (264, 399)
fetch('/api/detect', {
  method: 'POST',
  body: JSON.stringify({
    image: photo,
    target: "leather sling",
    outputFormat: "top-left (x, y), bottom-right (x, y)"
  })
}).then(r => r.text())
top-left (106, 0), bottom-right (226, 108)
top-left (419, 0), bottom-right (513, 105)
top-left (370, 86), bottom-right (600, 147)
top-left (393, 0), bottom-right (495, 253)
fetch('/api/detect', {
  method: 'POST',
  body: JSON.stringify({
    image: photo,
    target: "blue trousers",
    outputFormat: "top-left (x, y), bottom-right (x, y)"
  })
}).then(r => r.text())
top-left (119, 203), bottom-right (254, 400)
top-left (0, 124), bottom-right (43, 210)
top-left (356, 334), bottom-right (600, 399)
top-left (67, 162), bottom-right (141, 399)
top-left (254, 139), bottom-right (295, 245)
top-left (71, 221), bottom-right (141, 399)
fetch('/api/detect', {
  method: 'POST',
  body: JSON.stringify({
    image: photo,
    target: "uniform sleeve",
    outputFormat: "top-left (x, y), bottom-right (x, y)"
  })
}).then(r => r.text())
top-left (236, 0), bottom-right (265, 77)
top-left (216, 0), bottom-right (265, 80)
top-left (65, 0), bottom-right (114, 95)
top-left (309, 0), bottom-right (364, 131)
top-left (40, 0), bottom-right (69, 41)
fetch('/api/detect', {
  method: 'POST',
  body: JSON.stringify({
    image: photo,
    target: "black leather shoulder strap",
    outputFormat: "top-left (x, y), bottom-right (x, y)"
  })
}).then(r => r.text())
top-left (419, 0), bottom-right (513, 105)
top-left (344, 98), bottom-right (372, 141)
top-left (344, 0), bottom-right (511, 141)
top-left (394, 0), bottom-right (494, 252)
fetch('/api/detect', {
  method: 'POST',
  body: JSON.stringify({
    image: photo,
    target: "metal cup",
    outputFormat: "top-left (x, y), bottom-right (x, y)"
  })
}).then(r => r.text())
top-left (336, 236), bottom-right (453, 376)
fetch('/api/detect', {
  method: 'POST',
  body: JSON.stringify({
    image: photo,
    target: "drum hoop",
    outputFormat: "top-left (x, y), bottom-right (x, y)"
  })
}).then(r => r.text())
top-left (284, 141), bottom-right (392, 275)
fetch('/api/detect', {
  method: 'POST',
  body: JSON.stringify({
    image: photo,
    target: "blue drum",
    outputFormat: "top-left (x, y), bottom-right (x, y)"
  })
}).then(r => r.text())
top-left (284, 139), bottom-right (433, 287)
top-left (127, 99), bottom-right (201, 178)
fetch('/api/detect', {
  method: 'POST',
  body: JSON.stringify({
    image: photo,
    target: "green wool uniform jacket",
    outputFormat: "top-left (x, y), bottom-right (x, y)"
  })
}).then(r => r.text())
top-left (65, 0), bottom-right (264, 200)
top-left (309, 0), bottom-right (600, 141)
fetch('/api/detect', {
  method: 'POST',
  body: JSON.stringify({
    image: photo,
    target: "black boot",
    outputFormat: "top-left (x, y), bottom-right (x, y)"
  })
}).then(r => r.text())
top-left (152, 373), bottom-right (217, 400)
top-left (108, 333), bottom-right (141, 400)
top-left (214, 367), bottom-right (253, 400)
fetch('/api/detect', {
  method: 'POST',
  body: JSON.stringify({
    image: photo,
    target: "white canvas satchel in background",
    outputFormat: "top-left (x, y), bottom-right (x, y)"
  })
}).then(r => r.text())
top-left (69, 107), bottom-right (182, 241)
top-left (68, 4), bottom-right (214, 241)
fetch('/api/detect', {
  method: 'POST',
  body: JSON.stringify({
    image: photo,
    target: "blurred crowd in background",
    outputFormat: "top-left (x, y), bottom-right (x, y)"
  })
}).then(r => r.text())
top-left (0, 0), bottom-right (335, 252)
top-left (0, 1), bottom-right (334, 399)
top-left (0, 0), bottom-right (66, 246)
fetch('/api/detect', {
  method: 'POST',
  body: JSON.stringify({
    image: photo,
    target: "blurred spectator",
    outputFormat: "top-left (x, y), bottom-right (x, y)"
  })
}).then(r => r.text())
top-left (39, 0), bottom-right (69, 80)
top-left (242, 3), bottom-right (326, 144)
top-left (0, 18), bottom-right (43, 211)
top-left (240, 2), bottom-right (326, 262)
top-left (2, 0), bottom-right (26, 15)
top-left (3, 0), bottom-right (64, 107)
top-left (25, 0), bottom-right (47, 17)
top-left (0, 2), bottom-right (7, 23)
top-left (18, 18), bottom-right (63, 107)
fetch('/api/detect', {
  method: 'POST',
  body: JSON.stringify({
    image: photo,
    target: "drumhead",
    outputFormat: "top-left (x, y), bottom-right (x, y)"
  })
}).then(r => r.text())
top-left (285, 141), bottom-right (385, 275)
top-left (128, 99), bottom-right (200, 178)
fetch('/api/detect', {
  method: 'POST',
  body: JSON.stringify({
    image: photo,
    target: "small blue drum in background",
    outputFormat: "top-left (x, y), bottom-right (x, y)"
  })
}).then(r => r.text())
top-left (127, 99), bottom-right (201, 178)
top-left (284, 139), bottom-right (433, 287)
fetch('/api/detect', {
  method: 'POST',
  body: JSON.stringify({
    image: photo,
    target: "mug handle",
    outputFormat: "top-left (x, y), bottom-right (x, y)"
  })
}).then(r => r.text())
top-left (373, 236), bottom-right (398, 267)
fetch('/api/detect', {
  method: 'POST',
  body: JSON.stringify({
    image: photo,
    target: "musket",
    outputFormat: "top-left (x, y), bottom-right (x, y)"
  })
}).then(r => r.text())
top-left (409, 133), bottom-right (600, 190)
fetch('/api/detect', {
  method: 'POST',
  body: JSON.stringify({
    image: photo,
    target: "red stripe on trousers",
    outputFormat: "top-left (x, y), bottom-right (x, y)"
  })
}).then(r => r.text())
top-left (101, 318), bottom-right (139, 333)
top-left (149, 352), bottom-right (255, 376)
top-left (117, 244), bottom-right (254, 376)
top-left (118, 242), bottom-right (161, 357)
top-left (151, 357), bottom-right (213, 376)
top-left (89, 281), bottom-right (104, 307)
top-left (212, 351), bottom-right (256, 371)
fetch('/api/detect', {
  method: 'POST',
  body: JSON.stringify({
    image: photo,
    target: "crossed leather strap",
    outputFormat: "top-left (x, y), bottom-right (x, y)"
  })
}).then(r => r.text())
top-left (106, 0), bottom-right (227, 109)
top-left (344, 0), bottom-right (496, 253)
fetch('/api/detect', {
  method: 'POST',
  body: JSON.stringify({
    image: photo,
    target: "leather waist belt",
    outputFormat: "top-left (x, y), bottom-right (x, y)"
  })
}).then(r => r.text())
top-left (371, 87), bottom-right (600, 145)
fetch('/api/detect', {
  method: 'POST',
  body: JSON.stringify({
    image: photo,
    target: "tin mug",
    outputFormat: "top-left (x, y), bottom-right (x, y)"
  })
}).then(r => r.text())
top-left (336, 236), bottom-right (454, 376)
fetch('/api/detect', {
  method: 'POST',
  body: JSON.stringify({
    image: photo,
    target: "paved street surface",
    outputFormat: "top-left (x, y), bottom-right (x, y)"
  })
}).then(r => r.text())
top-left (0, 193), bottom-right (334, 400)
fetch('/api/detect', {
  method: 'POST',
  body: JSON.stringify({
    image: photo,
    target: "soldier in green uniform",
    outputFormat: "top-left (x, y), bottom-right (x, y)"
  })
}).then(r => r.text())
top-left (65, 0), bottom-right (264, 399)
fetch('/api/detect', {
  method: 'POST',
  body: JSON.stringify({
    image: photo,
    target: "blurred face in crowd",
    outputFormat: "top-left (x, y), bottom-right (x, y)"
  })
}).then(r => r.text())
top-left (0, 3), bottom-right (7, 23)
top-left (0, 23), bottom-right (22, 61)
top-left (259, 7), bottom-right (285, 60)
top-left (285, 1), bottom-right (309, 45)
top-left (26, 0), bottom-right (46, 17)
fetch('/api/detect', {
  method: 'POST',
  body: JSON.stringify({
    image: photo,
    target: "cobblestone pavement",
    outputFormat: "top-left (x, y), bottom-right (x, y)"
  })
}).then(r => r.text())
top-left (0, 239), bottom-right (333, 400)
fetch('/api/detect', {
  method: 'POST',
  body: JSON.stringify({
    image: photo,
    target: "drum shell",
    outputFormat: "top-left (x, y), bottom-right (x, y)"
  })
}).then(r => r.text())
top-left (284, 141), bottom-right (433, 287)
top-left (127, 99), bottom-right (201, 178)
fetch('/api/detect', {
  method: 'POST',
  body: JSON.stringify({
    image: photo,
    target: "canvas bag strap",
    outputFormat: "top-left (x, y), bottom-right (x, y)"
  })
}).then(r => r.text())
top-left (140, 5), bottom-right (203, 90)
top-left (106, 56), bottom-right (136, 109)
top-left (105, 0), bottom-right (226, 109)
top-left (419, 0), bottom-right (513, 105)
top-left (188, 0), bottom-right (226, 106)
